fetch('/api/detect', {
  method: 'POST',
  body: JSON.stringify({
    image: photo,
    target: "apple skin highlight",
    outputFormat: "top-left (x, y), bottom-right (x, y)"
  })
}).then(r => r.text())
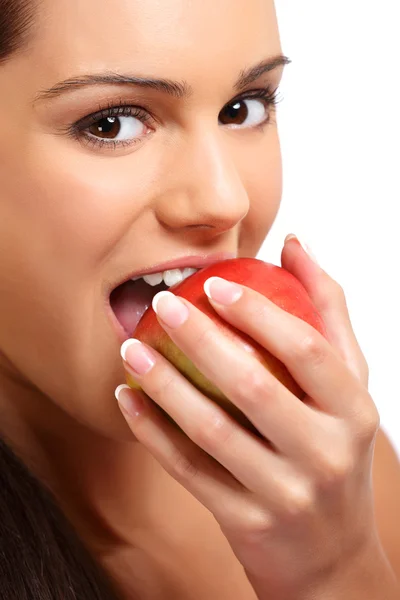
top-left (126, 258), bottom-right (327, 434)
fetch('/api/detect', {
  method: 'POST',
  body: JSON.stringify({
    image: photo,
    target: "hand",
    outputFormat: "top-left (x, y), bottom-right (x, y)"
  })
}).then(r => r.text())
top-left (115, 236), bottom-right (388, 599)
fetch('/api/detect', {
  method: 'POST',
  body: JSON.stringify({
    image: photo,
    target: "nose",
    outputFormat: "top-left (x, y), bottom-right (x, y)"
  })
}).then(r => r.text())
top-left (154, 125), bottom-right (250, 237)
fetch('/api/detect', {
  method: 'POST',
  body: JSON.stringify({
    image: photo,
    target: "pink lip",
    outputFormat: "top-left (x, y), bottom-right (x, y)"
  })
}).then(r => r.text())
top-left (135, 252), bottom-right (238, 278)
top-left (108, 251), bottom-right (238, 294)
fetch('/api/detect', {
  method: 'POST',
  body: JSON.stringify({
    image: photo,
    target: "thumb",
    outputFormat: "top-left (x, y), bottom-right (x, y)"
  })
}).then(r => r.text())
top-left (281, 234), bottom-right (369, 386)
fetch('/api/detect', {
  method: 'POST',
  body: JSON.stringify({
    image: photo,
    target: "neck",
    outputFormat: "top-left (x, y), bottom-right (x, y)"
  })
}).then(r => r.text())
top-left (0, 367), bottom-right (224, 555)
top-left (0, 367), bottom-right (259, 599)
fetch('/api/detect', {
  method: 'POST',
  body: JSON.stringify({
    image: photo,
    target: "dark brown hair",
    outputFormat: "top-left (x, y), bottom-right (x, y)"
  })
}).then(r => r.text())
top-left (0, 0), bottom-right (38, 62)
top-left (0, 436), bottom-right (121, 599)
top-left (0, 3), bottom-right (122, 598)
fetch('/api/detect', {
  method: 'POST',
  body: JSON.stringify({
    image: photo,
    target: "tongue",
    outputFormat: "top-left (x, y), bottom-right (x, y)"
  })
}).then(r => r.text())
top-left (110, 279), bottom-right (167, 336)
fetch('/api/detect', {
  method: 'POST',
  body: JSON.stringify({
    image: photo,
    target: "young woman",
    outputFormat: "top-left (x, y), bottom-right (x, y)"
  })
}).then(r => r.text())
top-left (1, 1), bottom-right (399, 598)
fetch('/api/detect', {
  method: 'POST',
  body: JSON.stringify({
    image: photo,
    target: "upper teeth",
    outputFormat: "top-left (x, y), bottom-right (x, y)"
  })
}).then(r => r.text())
top-left (132, 267), bottom-right (199, 287)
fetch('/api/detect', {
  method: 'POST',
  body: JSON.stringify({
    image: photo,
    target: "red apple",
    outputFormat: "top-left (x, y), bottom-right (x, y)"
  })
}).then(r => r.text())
top-left (126, 258), bottom-right (327, 433)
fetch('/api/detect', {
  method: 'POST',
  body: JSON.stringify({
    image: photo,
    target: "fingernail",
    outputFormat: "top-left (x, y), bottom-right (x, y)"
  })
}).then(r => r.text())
top-left (204, 277), bottom-right (243, 305)
top-left (115, 384), bottom-right (143, 417)
top-left (284, 233), bottom-right (319, 265)
top-left (120, 339), bottom-right (155, 375)
top-left (152, 291), bottom-right (189, 328)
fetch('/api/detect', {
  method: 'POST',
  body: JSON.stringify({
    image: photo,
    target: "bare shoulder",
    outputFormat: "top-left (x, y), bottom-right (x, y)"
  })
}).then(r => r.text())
top-left (372, 428), bottom-right (400, 577)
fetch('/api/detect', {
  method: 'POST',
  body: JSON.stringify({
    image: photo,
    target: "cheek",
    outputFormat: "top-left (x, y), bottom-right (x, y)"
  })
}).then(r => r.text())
top-left (0, 149), bottom-right (153, 440)
top-left (24, 155), bottom-right (149, 268)
top-left (239, 130), bottom-right (283, 256)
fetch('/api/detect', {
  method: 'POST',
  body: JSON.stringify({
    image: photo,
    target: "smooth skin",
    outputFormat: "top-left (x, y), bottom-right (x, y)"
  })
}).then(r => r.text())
top-left (0, 0), bottom-right (399, 598)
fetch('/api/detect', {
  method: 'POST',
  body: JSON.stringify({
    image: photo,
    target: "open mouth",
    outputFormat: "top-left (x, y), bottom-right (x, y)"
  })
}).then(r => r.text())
top-left (108, 252), bottom-right (237, 342)
top-left (109, 267), bottom-right (199, 340)
top-left (110, 277), bottom-right (168, 339)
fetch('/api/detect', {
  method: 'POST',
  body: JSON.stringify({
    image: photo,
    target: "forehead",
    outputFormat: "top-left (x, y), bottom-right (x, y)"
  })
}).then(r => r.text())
top-left (30, 0), bottom-right (281, 83)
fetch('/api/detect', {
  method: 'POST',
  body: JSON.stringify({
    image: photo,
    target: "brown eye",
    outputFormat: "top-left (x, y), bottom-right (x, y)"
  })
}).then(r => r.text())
top-left (86, 115), bottom-right (147, 141)
top-left (89, 116), bottom-right (121, 139)
top-left (219, 98), bottom-right (268, 128)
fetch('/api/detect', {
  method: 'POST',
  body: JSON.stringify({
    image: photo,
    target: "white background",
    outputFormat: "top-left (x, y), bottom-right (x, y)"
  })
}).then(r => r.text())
top-left (258, 1), bottom-right (400, 454)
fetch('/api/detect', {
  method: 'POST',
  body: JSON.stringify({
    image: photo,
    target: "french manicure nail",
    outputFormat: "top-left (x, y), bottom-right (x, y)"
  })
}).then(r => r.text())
top-left (120, 339), bottom-right (155, 375)
top-left (152, 290), bottom-right (189, 328)
top-left (115, 384), bottom-right (143, 417)
top-left (204, 277), bottom-right (243, 305)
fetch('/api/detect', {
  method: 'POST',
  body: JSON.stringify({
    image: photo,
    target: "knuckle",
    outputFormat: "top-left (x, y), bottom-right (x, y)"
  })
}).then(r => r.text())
top-left (316, 449), bottom-right (353, 489)
top-left (224, 507), bottom-right (274, 544)
top-left (329, 280), bottom-right (347, 304)
top-left (234, 367), bottom-right (272, 408)
top-left (293, 332), bottom-right (326, 368)
top-left (279, 480), bottom-right (315, 520)
top-left (170, 449), bottom-right (200, 482)
top-left (151, 371), bottom-right (176, 402)
top-left (332, 281), bottom-right (346, 304)
top-left (355, 404), bottom-right (380, 444)
top-left (318, 279), bottom-right (347, 312)
top-left (195, 413), bottom-right (236, 449)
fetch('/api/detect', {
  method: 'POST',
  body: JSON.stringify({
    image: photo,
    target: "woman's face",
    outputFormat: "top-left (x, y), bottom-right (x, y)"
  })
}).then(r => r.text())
top-left (0, 0), bottom-right (285, 440)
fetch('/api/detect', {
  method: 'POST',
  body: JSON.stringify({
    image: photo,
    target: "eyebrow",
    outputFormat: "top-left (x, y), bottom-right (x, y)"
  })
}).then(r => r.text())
top-left (33, 54), bottom-right (291, 104)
